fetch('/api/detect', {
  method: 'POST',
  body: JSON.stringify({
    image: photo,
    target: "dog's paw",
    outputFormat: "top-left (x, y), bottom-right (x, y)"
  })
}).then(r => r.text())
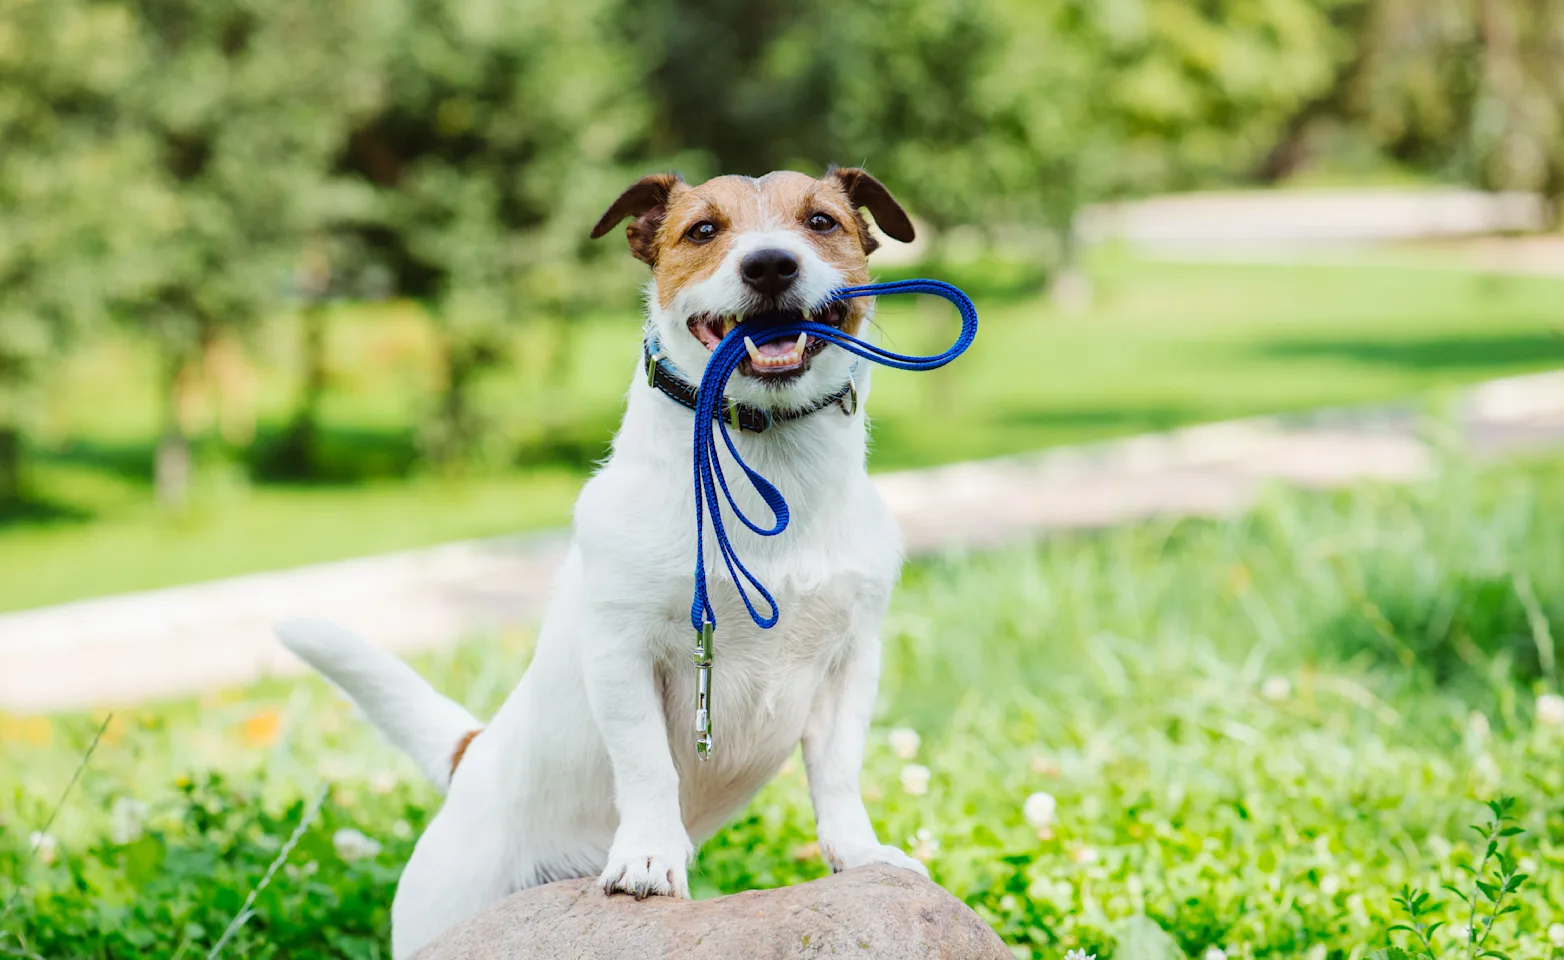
top-left (599, 840), bottom-right (692, 900)
top-left (822, 841), bottom-right (931, 878)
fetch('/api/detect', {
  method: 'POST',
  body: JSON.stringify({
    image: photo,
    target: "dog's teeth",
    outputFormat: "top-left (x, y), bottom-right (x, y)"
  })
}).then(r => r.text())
top-left (795, 333), bottom-right (808, 354)
top-left (744, 336), bottom-right (763, 364)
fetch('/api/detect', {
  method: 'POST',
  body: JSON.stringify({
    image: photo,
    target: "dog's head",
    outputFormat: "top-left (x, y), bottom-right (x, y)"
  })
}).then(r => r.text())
top-left (591, 168), bottom-right (914, 408)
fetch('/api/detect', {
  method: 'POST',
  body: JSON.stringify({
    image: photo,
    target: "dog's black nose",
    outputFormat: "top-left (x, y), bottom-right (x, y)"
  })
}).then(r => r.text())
top-left (739, 249), bottom-right (799, 299)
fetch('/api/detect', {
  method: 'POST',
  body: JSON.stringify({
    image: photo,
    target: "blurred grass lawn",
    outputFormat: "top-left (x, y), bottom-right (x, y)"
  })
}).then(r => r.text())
top-left (5, 252), bottom-right (1563, 612)
top-left (5, 451), bottom-right (1564, 957)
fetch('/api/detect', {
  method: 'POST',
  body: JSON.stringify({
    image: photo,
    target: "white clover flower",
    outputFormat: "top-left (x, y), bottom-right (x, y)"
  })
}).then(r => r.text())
top-left (1203, 948), bottom-right (1226, 960)
top-left (1023, 791), bottom-right (1058, 828)
top-left (29, 831), bottom-right (57, 865)
top-left (1261, 676), bottom-right (1291, 702)
top-left (888, 728), bottom-right (922, 760)
top-left (109, 797), bottom-right (149, 846)
top-left (1537, 693), bottom-right (1564, 726)
top-left (1548, 922), bottom-right (1564, 947)
top-left (333, 827), bottom-right (382, 862)
top-left (1468, 710), bottom-right (1491, 744)
top-left (899, 764), bottom-right (931, 796)
top-left (1064, 951), bottom-right (1096, 960)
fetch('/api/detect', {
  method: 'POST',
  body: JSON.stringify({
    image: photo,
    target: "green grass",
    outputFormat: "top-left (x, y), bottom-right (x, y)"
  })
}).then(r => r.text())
top-left (4, 253), bottom-right (1563, 612)
top-left (5, 450), bottom-right (1564, 958)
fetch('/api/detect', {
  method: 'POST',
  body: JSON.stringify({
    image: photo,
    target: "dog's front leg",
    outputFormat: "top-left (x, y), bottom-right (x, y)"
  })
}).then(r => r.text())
top-left (582, 625), bottom-right (693, 899)
top-left (802, 626), bottom-right (930, 878)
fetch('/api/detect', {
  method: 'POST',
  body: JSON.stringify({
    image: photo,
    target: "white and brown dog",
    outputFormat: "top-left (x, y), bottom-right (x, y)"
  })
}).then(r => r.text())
top-left (278, 167), bottom-right (923, 958)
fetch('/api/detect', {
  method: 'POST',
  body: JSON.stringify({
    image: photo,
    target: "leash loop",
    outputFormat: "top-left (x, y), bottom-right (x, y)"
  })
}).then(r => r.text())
top-left (686, 278), bottom-right (978, 758)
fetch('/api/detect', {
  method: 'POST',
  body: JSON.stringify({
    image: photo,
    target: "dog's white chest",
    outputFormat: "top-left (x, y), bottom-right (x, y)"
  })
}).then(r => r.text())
top-left (662, 568), bottom-right (881, 839)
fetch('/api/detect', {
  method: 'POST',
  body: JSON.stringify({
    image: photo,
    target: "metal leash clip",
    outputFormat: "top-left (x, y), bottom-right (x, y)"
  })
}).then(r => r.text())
top-left (693, 619), bottom-right (714, 760)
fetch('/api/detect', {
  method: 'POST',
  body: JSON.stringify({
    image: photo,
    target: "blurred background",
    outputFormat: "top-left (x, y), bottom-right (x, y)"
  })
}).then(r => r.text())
top-left (1, 0), bottom-right (1562, 613)
top-left (5, 2), bottom-right (1564, 956)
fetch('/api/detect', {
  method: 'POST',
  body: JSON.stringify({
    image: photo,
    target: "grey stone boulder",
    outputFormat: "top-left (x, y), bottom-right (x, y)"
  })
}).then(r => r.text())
top-left (413, 864), bottom-right (1012, 959)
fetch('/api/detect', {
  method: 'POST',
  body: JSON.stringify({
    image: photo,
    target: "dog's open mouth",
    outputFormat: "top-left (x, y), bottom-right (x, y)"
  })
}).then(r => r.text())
top-left (687, 303), bottom-right (846, 379)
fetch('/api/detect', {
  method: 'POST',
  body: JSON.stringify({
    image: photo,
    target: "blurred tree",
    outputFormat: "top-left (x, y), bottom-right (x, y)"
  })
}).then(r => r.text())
top-left (629, 0), bottom-right (889, 177)
top-left (334, 0), bottom-right (645, 466)
top-left (1347, 0), bottom-right (1563, 215)
top-left (0, 0), bottom-right (142, 511)
top-left (97, 0), bottom-right (381, 508)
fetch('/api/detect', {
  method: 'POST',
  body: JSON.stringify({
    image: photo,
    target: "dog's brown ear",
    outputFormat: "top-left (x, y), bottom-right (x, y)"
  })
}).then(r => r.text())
top-left (829, 167), bottom-right (916, 249)
top-left (590, 173), bottom-right (684, 265)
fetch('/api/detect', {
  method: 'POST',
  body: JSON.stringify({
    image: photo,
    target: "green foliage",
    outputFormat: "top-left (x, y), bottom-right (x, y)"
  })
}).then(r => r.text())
top-left (333, 0), bottom-right (647, 464)
top-left (1346, 0), bottom-right (1564, 204)
top-left (1374, 798), bottom-right (1532, 959)
top-left (7, 453), bottom-right (1564, 956)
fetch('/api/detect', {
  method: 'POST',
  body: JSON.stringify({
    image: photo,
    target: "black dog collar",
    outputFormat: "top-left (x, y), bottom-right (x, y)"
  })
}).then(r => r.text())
top-left (643, 343), bottom-right (857, 433)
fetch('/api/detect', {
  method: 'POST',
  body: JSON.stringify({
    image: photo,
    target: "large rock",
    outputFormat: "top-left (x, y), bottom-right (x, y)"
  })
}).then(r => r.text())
top-left (414, 864), bottom-right (1012, 959)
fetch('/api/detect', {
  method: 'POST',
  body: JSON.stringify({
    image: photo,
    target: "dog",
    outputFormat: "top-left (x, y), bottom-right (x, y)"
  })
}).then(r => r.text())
top-left (278, 167), bottom-right (924, 958)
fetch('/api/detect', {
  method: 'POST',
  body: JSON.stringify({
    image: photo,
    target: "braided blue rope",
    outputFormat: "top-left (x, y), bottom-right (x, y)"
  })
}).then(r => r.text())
top-left (685, 278), bottom-right (978, 758)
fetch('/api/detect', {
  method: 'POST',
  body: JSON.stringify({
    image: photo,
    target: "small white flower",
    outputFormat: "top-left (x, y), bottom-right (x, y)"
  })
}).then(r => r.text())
top-left (1318, 874), bottom-right (1341, 897)
top-left (998, 894), bottom-right (1017, 911)
top-left (1261, 676), bottom-right (1291, 702)
top-left (1203, 948), bottom-right (1226, 960)
top-left (888, 728), bottom-right (922, 760)
top-left (1468, 710), bottom-right (1491, 744)
top-left (391, 819), bottom-right (413, 840)
top-left (1537, 693), bottom-right (1564, 726)
top-left (369, 772), bottom-right (397, 795)
top-left (1549, 922), bottom-right (1564, 947)
top-left (899, 764), bottom-right (931, 796)
top-left (28, 831), bottom-right (56, 865)
top-left (1023, 791), bottom-right (1058, 828)
top-left (1069, 845), bottom-right (1097, 864)
top-left (1064, 951), bottom-right (1096, 960)
top-left (332, 827), bottom-right (382, 862)
top-left (109, 797), bottom-right (149, 845)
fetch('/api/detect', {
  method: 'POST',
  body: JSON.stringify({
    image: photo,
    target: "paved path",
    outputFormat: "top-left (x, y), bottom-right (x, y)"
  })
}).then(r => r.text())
top-left (4, 368), bottom-right (1563, 714)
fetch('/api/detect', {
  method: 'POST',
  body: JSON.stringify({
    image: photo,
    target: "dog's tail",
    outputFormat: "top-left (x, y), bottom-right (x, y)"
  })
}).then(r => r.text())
top-left (276, 618), bottom-right (481, 793)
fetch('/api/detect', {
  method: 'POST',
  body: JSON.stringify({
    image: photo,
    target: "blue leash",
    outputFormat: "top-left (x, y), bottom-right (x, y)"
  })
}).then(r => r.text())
top-left (686, 278), bottom-right (979, 759)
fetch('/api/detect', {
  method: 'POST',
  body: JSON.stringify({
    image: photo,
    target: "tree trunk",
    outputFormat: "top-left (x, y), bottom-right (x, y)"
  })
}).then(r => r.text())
top-left (1048, 217), bottom-right (1092, 315)
top-left (155, 352), bottom-right (192, 511)
top-left (272, 303), bottom-right (329, 478)
top-left (0, 424), bottom-right (21, 510)
top-left (429, 340), bottom-right (479, 466)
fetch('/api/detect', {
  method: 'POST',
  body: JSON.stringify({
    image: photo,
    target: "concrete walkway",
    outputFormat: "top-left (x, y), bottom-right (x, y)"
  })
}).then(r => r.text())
top-left (4, 368), bottom-right (1563, 714)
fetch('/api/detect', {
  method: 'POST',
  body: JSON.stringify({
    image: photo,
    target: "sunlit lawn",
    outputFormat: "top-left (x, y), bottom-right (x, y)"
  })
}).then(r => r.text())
top-left (6, 452), bottom-right (1564, 957)
top-left (3, 252), bottom-right (1562, 612)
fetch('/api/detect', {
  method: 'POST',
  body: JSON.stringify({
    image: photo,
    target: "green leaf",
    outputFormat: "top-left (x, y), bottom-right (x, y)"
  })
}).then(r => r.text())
top-left (1497, 827), bottom-right (1525, 837)
top-left (1503, 873), bottom-right (1528, 892)
top-left (1475, 880), bottom-right (1500, 902)
top-left (1441, 883), bottom-right (1470, 902)
top-left (1114, 915), bottom-right (1187, 960)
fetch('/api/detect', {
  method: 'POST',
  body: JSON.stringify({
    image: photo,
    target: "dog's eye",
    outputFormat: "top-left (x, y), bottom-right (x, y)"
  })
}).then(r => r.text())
top-left (806, 213), bottom-right (838, 233)
top-left (685, 221), bottom-right (719, 244)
